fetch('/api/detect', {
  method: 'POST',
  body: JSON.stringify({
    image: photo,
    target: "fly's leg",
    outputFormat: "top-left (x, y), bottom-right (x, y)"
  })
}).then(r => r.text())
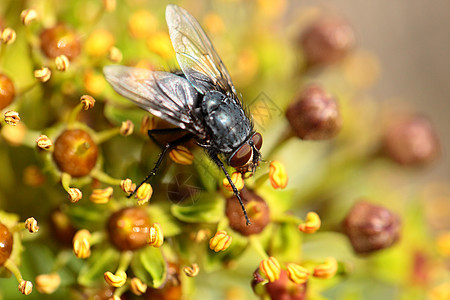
top-left (209, 153), bottom-right (251, 226)
top-left (128, 133), bottom-right (193, 199)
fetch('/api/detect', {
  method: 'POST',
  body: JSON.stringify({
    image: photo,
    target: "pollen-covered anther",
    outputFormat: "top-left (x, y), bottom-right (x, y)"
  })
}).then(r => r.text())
top-left (55, 55), bottom-right (70, 71)
top-left (120, 178), bottom-right (136, 194)
top-left (148, 223), bottom-right (164, 248)
top-left (1, 28), bottom-right (16, 45)
top-left (18, 280), bottom-right (33, 295)
top-left (223, 172), bottom-right (244, 191)
top-left (90, 187), bottom-right (113, 204)
top-left (183, 263), bottom-right (200, 277)
top-left (104, 271), bottom-right (127, 288)
top-left (24, 217), bottom-right (39, 233)
top-left (169, 145), bottom-right (194, 165)
top-left (108, 46), bottom-right (122, 63)
top-left (80, 95), bottom-right (95, 110)
top-left (35, 273), bottom-right (61, 294)
top-left (130, 277), bottom-right (147, 296)
top-left (269, 161), bottom-right (288, 189)
top-left (36, 135), bottom-right (53, 150)
top-left (120, 120), bottom-right (134, 136)
top-left (313, 257), bottom-right (338, 279)
top-left (298, 212), bottom-right (321, 234)
top-left (34, 67), bottom-right (51, 82)
top-left (259, 256), bottom-right (281, 282)
top-left (72, 229), bottom-right (91, 259)
top-left (286, 263), bottom-right (310, 284)
top-left (20, 8), bottom-right (38, 26)
top-left (68, 187), bottom-right (82, 203)
top-left (135, 183), bottom-right (152, 205)
top-left (209, 230), bottom-right (232, 252)
top-left (4, 110), bottom-right (20, 125)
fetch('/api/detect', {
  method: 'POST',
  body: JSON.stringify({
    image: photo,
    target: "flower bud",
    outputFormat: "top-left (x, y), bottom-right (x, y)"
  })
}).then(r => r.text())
top-left (18, 280), bottom-right (33, 295)
top-left (20, 8), bottom-right (38, 26)
top-left (169, 145), bottom-right (194, 165)
top-left (52, 129), bottom-right (99, 177)
top-left (148, 223), bottom-right (164, 248)
top-left (35, 273), bottom-right (61, 294)
top-left (34, 67), bottom-right (51, 82)
top-left (36, 135), bottom-right (53, 150)
top-left (49, 209), bottom-right (77, 246)
top-left (55, 54), bottom-right (70, 71)
top-left (183, 263), bottom-right (200, 277)
top-left (130, 277), bottom-right (147, 296)
top-left (382, 115), bottom-right (440, 166)
top-left (104, 271), bottom-right (127, 288)
top-left (223, 172), bottom-right (244, 192)
top-left (259, 256), bottom-right (281, 282)
top-left (300, 16), bottom-right (355, 67)
top-left (107, 207), bottom-right (151, 251)
top-left (209, 230), bottom-right (232, 252)
top-left (343, 201), bottom-right (401, 254)
top-left (4, 110), bottom-right (20, 125)
top-left (0, 73), bottom-right (15, 109)
top-left (286, 85), bottom-right (341, 140)
top-left (108, 46), bottom-right (122, 63)
top-left (269, 161), bottom-right (288, 189)
top-left (120, 178), bottom-right (136, 194)
top-left (25, 217), bottom-right (39, 233)
top-left (73, 229), bottom-right (91, 259)
top-left (286, 263), bottom-right (310, 284)
top-left (40, 24), bottom-right (81, 60)
top-left (23, 165), bottom-right (45, 187)
top-left (80, 95), bottom-right (95, 110)
top-left (90, 187), bottom-right (113, 204)
top-left (226, 188), bottom-right (270, 236)
top-left (298, 212), bottom-right (321, 234)
top-left (68, 187), bottom-right (82, 203)
top-left (1, 27), bottom-right (16, 45)
top-left (120, 120), bottom-right (134, 136)
top-left (135, 183), bottom-right (152, 205)
top-left (0, 223), bottom-right (13, 265)
top-left (313, 257), bottom-right (338, 279)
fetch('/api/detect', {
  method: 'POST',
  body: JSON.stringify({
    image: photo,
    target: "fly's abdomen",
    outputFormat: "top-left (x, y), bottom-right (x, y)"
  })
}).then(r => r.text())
top-left (202, 91), bottom-right (251, 153)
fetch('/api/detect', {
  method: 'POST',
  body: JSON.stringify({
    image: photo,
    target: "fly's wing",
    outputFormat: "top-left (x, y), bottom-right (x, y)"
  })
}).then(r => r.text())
top-left (104, 65), bottom-right (205, 137)
top-left (166, 4), bottom-right (238, 98)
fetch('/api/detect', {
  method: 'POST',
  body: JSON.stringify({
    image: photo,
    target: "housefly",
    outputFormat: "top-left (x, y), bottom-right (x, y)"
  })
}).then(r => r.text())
top-left (104, 4), bottom-right (262, 225)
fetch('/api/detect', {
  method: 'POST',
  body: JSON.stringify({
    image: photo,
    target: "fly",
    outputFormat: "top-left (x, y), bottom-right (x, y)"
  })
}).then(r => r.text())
top-left (103, 4), bottom-right (262, 225)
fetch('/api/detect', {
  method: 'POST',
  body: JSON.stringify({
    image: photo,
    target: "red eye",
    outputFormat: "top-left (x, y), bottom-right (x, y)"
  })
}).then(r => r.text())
top-left (251, 132), bottom-right (262, 150)
top-left (229, 144), bottom-right (252, 168)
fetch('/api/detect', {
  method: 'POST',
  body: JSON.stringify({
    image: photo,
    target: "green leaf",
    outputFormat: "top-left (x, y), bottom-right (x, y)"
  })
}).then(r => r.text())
top-left (131, 246), bottom-right (167, 288)
top-left (78, 248), bottom-right (120, 286)
top-left (171, 192), bottom-right (224, 223)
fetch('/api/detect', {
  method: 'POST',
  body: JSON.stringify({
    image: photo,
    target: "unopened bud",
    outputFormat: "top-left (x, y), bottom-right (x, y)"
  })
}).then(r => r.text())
top-left (4, 110), bottom-right (20, 125)
top-left (34, 67), bottom-right (51, 82)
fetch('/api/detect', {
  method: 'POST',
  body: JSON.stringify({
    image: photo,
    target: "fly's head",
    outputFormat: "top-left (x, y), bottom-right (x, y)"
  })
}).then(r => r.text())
top-left (228, 132), bottom-right (262, 176)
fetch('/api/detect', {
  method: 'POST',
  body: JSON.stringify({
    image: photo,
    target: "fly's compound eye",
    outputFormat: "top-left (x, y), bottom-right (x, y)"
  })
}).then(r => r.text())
top-left (251, 132), bottom-right (263, 150)
top-left (229, 143), bottom-right (252, 168)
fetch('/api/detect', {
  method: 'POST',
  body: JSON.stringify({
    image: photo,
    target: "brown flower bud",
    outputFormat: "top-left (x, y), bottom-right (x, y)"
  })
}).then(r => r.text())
top-left (55, 54), bottom-right (70, 71)
top-left (226, 188), bottom-right (270, 236)
top-left (20, 9), bottom-right (38, 26)
top-left (34, 67), bottom-right (51, 82)
top-left (265, 270), bottom-right (307, 300)
top-left (286, 85), bottom-right (341, 140)
top-left (4, 110), bottom-right (20, 125)
top-left (1, 27), bottom-right (16, 45)
top-left (343, 201), bottom-right (401, 254)
top-left (52, 129), bottom-right (98, 177)
top-left (107, 207), bottom-right (151, 251)
top-left (300, 16), bottom-right (355, 67)
top-left (49, 209), bottom-right (76, 246)
top-left (382, 115), bottom-right (440, 166)
top-left (0, 73), bottom-right (15, 109)
top-left (40, 24), bottom-right (81, 60)
top-left (0, 223), bottom-right (13, 265)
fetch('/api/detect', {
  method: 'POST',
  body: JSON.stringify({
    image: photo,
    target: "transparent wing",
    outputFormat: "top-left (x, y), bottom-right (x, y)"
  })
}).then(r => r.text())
top-left (166, 4), bottom-right (237, 97)
top-left (103, 65), bottom-right (205, 137)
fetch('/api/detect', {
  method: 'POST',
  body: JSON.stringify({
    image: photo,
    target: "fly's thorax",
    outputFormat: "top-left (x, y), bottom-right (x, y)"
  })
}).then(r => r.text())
top-left (201, 91), bottom-right (252, 153)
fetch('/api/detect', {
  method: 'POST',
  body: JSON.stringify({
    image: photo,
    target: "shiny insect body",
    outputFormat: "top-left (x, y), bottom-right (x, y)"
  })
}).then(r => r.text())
top-left (104, 4), bottom-right (262, 225)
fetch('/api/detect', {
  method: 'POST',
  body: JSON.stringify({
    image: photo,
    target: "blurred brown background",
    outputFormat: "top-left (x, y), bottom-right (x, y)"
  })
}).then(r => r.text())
top-left (296, 0), bottom-right (450, 179)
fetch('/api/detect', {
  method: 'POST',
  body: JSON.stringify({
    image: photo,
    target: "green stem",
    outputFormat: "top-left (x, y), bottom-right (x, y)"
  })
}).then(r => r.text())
top-left (91, 169), bottom-right (122, 185)
top-left (67, 103), bottom-right (84, 125)
top-left (117, 251), bottom-right (134, 273)
top-left (61, 172), bottom-right (72, 192)
top-left (4, 259), bottom-right (23, 282)
top-left (95, 127), bottom-right (120, 144)
top-left (249, 236), bottom-right (269, 260)
top-left (265, 126), bottom-right (294, 159)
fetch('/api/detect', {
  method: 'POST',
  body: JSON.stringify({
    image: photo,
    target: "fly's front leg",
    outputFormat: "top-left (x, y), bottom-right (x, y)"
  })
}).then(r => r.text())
top-left (209, 153), bottom-right (251, 225)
